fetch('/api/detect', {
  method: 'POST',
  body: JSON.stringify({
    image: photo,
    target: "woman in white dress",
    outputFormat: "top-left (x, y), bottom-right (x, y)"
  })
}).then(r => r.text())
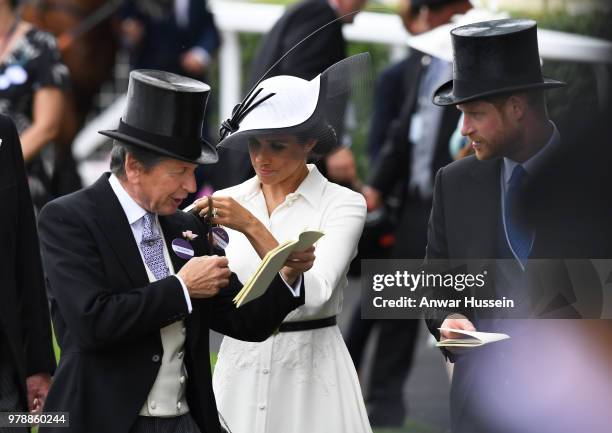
top-left (193, 54), bottom-right (373, 433)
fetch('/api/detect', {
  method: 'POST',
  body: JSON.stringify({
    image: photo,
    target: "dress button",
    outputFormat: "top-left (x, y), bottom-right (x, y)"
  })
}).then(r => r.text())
top-left (177, 351), bottom-right (184, 359)
top-left (182, 327), bottom-right (187, 335)
top-left (262, 368), bottom-right (269, 375)
top-left (180, 375), bottom-right (186, 384)
top-left (150, 401), bottom-right (156, 410)
top-left (152, 354), bottom-right (160, 362)
top-left (177, 402), bottom-right (182, 410)
top-left (258, 404), bottom-right (266, 410)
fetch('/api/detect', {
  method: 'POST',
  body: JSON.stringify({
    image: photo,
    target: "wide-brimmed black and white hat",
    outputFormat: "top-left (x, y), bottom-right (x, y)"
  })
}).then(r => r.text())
top-left (217, 53), bottom-right (371, 158)
top-left (433, 18), bottom-right (566, 106)
top-left (100, 70), bottom-right (218, 164)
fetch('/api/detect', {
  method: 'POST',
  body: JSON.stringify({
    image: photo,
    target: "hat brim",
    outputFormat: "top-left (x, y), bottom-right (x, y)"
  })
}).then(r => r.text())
top-left (432, 77), bottom-right (567, 106)
top-left (217, 119), bottom-right (338, 157)
top-left (98, 130), bottom-right (218, 165)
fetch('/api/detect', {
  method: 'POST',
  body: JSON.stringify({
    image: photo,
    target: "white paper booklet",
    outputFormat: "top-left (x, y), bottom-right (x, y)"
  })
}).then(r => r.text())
top-left (436, 328), bottom-right (510, 348)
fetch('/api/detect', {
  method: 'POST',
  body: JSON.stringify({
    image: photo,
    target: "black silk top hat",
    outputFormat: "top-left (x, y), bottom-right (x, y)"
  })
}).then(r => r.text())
top-left (433, 18), bottom-right (566, 106)
top-left (99, 70), bottom-right (218, 164)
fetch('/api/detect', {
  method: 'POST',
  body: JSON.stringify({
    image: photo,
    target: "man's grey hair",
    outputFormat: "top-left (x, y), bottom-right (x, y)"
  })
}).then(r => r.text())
top-left (109, 141), bottom-right (167, 179)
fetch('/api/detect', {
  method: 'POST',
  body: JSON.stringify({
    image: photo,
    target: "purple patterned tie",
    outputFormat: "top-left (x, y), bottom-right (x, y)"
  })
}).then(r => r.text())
top-left (140, 213), bottom-right (169, 280)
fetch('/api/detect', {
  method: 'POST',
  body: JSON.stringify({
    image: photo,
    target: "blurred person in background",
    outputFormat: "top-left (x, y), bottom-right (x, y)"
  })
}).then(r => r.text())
top-left (0, 0), bottom-right (68, 211)
top-left (120, 0), bottom-right (220, 80)
top-left (0, 113), bottom-right (55, 431)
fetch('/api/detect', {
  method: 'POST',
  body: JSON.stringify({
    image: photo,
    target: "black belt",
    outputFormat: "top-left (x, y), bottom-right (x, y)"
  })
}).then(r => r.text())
top-left (277, 316), bottom-right (337, 333)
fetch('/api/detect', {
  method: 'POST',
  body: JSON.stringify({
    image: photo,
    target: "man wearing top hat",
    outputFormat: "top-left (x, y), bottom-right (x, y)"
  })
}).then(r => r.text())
top-left (422, 19), bottom-right (591, 433)
top-left (37, 70), bottom-right (312, 433)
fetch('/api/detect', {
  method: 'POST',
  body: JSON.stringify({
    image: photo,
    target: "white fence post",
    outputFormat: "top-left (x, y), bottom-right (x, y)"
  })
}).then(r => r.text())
top-left (219, 30), bottom-right (242, 122)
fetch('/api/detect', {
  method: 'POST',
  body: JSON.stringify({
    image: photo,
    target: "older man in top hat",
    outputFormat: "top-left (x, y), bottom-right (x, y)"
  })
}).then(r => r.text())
top-left (421, 19), bottom-right (604, 433)
top-left (37, 70), bottom-right (312, 433)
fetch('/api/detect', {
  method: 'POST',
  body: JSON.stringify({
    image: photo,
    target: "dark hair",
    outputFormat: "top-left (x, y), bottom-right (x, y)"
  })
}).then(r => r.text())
top-left (10, 0), bottom-right (19, 9)
top-left (109, 141), bottom-right (168, 178)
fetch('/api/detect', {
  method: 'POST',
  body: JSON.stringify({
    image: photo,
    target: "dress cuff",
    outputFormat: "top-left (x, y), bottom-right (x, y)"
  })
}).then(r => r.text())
top-left (279, 273), bottom-right (302, 297)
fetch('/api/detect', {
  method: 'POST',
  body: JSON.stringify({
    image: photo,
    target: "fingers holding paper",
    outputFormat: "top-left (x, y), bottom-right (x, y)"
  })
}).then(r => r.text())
top-left (178, 255), bottom-right (231, 298)
top-left (280, 246), bottom-right (316, 285)
top-left (439, 314), bottom-right (476, 340)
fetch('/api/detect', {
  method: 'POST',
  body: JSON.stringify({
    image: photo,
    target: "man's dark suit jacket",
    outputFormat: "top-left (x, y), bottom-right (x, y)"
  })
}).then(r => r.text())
top-left (423, 154), bottom-right (587, 433)
top-left (368, 51), bottom-right (459, 258)
top-left (249, 0), bottom-right (344, 85)
top-left (37, 174), bottom-right (304, 433)
top-left (122, 0), bottom-right (221, 76)
top-left (0, 114), bottom-right (55, 409)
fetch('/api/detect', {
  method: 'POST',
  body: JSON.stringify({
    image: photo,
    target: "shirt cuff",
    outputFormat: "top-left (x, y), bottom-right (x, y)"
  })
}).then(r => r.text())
top-left (174, 275), bottom-right (193, 314)
top-left (279, 273), bottom-right (302, 297)
top-left (187, 47), bottom-right (211, 68)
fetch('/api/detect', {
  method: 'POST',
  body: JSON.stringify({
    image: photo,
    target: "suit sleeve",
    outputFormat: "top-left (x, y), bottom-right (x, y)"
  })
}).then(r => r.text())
top-left (424, 167), bottom-right (449, 340)
top-left (368, 114), bottom-right (411, 196)
top-left (278, 17), bottom-right (343, 79)
top-left (194, 1), bottom-right (221, 56)
top-left (424, 168), bottom-right (468, 362)
top-left (184, 214), bottom-right (303, 341)
top-left (10, 118), bottom-right (55, 376)
top-left (38, 202), bottom-right (189, 351)
top-left (367, 62), bottom-right (406, 160)
top-left (208, 273), bottom-right (304, 342)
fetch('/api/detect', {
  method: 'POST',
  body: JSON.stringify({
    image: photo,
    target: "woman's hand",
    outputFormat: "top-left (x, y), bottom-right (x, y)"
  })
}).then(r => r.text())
top-left (281, 246), bottom-right (316, 285)
top-left (194, 196), bottom-right (258, 234)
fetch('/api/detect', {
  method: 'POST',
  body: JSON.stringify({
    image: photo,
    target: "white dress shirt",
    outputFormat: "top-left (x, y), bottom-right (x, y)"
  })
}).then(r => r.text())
top-left (108, 174), bottom-right (192, 312)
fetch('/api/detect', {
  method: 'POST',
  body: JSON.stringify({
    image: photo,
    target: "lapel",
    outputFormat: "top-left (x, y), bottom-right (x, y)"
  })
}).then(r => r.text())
top-left (464, 158), bottom-right (502, 259)
top-left (159, 211), bottom-right (211, 346)
top-left (159, 212), bottom-right (192, 273)
top-left (90, 174), bottom-right (149, 288)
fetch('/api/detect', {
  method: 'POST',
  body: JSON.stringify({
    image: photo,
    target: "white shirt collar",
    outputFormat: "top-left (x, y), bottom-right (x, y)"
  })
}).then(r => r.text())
top-left (503, 121), bottom-right (560, 184)
top-left (241, 164), bottom-right (327, 208)
top-left (108, 174), bottom-right (148, 225)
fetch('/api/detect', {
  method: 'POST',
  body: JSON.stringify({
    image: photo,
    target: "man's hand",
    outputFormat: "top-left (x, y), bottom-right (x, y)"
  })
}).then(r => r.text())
top-left (280, 246), bottom-right (316, 286)
top-left (178, 255), bottom-right (231, 298)
top-left (325, 147), bottom-right (358, 187)
top-left (439, 314), bottom-right (476, 340)
top-left (26, 373), bottom-right (51, 413)
top-left (120, 19), bottom-right (144, 48)
top-left (362, 185), bottom-right (383, 211)
top-left (181, 49), bottom-right (208, 76)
